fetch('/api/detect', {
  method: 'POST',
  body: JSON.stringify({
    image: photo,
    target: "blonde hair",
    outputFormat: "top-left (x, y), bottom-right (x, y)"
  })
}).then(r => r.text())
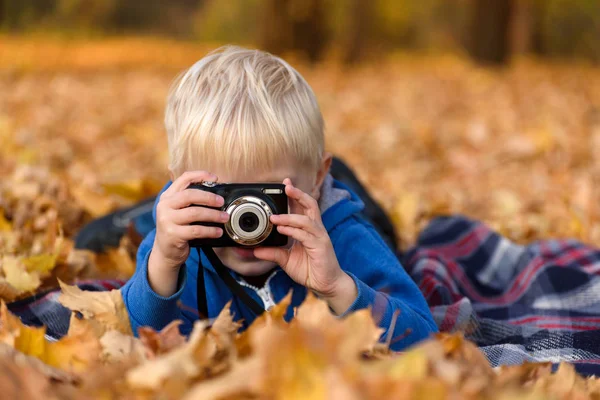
top-left (165, 45), bottom-right (324, 178)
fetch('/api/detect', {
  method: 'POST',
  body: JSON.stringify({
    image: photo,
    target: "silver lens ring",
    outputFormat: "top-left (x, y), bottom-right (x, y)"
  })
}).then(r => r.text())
top-left (224, 196), bottom-right (273, 246)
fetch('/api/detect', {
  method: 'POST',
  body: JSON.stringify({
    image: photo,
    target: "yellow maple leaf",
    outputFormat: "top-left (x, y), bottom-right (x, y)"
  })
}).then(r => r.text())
top-left (22, 253), bottom-right (58, 275)
top-left (13, 322), bottom-right (46, 359)
top-left (0, 301), bottom-right (101, 374)
top-left (1, 255), bottom-right (41, 293)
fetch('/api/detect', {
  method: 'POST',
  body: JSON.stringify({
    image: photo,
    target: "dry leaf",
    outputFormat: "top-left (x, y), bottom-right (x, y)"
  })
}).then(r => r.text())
top-left (387, 348), bottom-right (429, 380)
top-left (101, 178), bottom-right (163, 202)
top-left (0, 351), bottom-right (58, 400)
top-left (138, 320), bottom-right (186, 358)
top-left (67, 312), bottom-right (105, 338)
top-left (127, 304), bottom-right (240, 391)
top-left (126, 320), bottom-right (211, 390)
top-left (57, 280), bottom-right (132, 336)
top-left (105, 246), bottom-right (135, 278)
top-left (293, 293), bottom-right (383, 360)
top-left (182, 357), bottom-right (261, 400)
top-left (100, 330), bottom-right (147, 364)
top-left (42, 323), bottom-right (102, 374)
top-left (0, 209), bottom-right (11, 231)
top-left (252, 321), bottom-right (329, 400)
top-left (70, 185), bottom-right (115, 218)
top-left (0, 342), bottom-right (77, 383)
top-left (0, 278), bottom-right (22, 302)
top-left (236, 290), bottom-right (292, 358)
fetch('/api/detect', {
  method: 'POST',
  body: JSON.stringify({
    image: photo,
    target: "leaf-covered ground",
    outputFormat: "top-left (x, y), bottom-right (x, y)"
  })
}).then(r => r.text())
top-left (0, 37), bottom-right (599, 399)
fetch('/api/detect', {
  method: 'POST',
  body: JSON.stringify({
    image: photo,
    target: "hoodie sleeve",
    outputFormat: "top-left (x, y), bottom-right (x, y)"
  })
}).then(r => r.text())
top-left (333, 218), bottom-right (438, 351)
top-left (120, 228), bottom-right (193, 336)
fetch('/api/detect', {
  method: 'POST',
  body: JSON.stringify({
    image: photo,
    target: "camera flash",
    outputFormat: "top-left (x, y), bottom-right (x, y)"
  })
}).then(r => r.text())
top-left (263, 188), bottom-right (282, 194)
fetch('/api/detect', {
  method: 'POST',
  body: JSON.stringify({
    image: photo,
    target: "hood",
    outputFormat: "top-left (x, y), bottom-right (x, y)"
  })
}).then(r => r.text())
top-left (317, 174), bottom-right (365, 231)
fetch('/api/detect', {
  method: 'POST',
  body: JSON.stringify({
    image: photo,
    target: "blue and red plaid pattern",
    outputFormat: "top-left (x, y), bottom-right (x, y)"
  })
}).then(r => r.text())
top-left (7, 215), bottom-right (600, 376)
top-left (403, 215), bottom-right (600, 376)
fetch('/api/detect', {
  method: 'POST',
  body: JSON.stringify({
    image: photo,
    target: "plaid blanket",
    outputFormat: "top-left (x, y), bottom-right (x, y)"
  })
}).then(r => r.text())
top-left (7, 215), bottom-right (600, 376)
top-left (404, 215), bottom-right (600, 376)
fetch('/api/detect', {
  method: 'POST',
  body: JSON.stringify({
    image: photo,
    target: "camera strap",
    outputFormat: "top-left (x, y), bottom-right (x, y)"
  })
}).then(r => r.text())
top-left (196, 247), bottom-right (266, 319)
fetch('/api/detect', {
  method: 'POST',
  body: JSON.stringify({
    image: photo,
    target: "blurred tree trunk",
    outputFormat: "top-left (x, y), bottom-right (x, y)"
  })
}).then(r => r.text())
top-left (261, 0), bottom-right (293, 57)
top-left (261, 0), bottom-right (327, 63)
top-left (510, 0), bottom-right (549, 58)
top-left (509, 0), bottom-right (532, 55)
top-left (530, 0), bottom-right (547, 56)
top-left (469, 0), bottom-right (514, 65)
top-left (0, 0), bottom-right (4, 29)
top-left (289, 0), bottom-right (328, 63)
top-left (342, 0), bottom-right (373, 64)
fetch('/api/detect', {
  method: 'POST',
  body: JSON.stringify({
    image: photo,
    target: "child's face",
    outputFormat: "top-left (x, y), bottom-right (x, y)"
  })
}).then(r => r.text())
top-left (209, 160), bottom-right (324, 277)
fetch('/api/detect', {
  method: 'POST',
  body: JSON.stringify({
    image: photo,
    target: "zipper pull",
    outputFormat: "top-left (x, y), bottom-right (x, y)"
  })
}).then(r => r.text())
top-left (257, 287), bottom-right (276, 310)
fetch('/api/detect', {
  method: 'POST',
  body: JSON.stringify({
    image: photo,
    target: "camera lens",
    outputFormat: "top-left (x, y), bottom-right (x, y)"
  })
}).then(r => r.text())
top-left (239, 212), bottom-right (259, 233)
top-left (225, 196), bottom-right (274, 246)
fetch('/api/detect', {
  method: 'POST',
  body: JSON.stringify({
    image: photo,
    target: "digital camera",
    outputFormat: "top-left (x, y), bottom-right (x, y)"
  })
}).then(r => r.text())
top-left (187, 182), bottom-right (289, 248)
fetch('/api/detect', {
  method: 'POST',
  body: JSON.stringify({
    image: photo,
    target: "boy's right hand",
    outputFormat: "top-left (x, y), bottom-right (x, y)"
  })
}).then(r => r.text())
top-left (148, 171), bottom-right (228, 296)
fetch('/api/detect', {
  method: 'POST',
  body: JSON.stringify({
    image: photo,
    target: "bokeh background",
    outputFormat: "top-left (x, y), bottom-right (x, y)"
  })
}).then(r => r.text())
top-left (1, 0), bottom-right (600, 293)
top-left (3, 0), bottom-right (600, 64)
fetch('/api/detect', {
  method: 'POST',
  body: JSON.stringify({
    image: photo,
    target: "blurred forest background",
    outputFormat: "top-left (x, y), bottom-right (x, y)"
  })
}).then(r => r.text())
top-left (0, 0), bottom-right (600, 298)
top-left (1, 0), bottom-right (599, 65)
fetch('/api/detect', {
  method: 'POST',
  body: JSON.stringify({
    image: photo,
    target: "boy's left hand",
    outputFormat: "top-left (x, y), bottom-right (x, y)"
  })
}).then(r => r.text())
top-left (253, 178), bottom-right (358, 314)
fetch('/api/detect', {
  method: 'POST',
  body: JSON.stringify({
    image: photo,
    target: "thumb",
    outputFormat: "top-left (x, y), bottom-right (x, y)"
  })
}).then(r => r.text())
top-left (253, 247), bottom-right (289, 267)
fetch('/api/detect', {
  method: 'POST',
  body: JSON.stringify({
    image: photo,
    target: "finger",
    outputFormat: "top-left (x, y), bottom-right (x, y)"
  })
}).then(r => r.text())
top-left (284, 182), bottom-right (319, 218)
top-left (169, 224), bottom-right (223, 241)
top-left (167, 171), bottom-right (218, 194)
top-left (168, 188), bottom-right (224, 210)
top-left (270, 214), bottom-right (318, 235)
top-left (277, 225), bottom-right (314, 247)
top-left (253, 247), bottom-right (289, 266)
top-left (171, 206), bottom-right (229, 225)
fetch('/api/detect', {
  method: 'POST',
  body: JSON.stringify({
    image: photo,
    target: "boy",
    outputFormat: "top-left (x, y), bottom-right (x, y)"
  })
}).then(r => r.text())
top-left (121, 46), bottom-right (437, 350)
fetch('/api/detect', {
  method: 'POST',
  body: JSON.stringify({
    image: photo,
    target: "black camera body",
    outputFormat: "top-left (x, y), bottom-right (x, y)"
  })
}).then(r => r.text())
top-left (187, 182), bottom-right (289, 248)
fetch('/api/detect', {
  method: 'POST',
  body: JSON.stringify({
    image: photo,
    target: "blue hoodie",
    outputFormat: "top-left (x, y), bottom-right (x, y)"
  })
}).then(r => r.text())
top-left (121, 175), bottom-right (438, 351)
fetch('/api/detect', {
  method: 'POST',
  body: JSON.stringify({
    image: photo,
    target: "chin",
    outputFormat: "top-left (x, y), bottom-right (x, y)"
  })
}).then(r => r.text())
top-left (214, 248), bottom-right (277, 276)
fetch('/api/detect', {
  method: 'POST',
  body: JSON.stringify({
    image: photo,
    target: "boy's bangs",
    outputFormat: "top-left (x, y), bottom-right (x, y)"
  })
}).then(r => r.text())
top-left (172, 125), bottom-right (316, 180)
